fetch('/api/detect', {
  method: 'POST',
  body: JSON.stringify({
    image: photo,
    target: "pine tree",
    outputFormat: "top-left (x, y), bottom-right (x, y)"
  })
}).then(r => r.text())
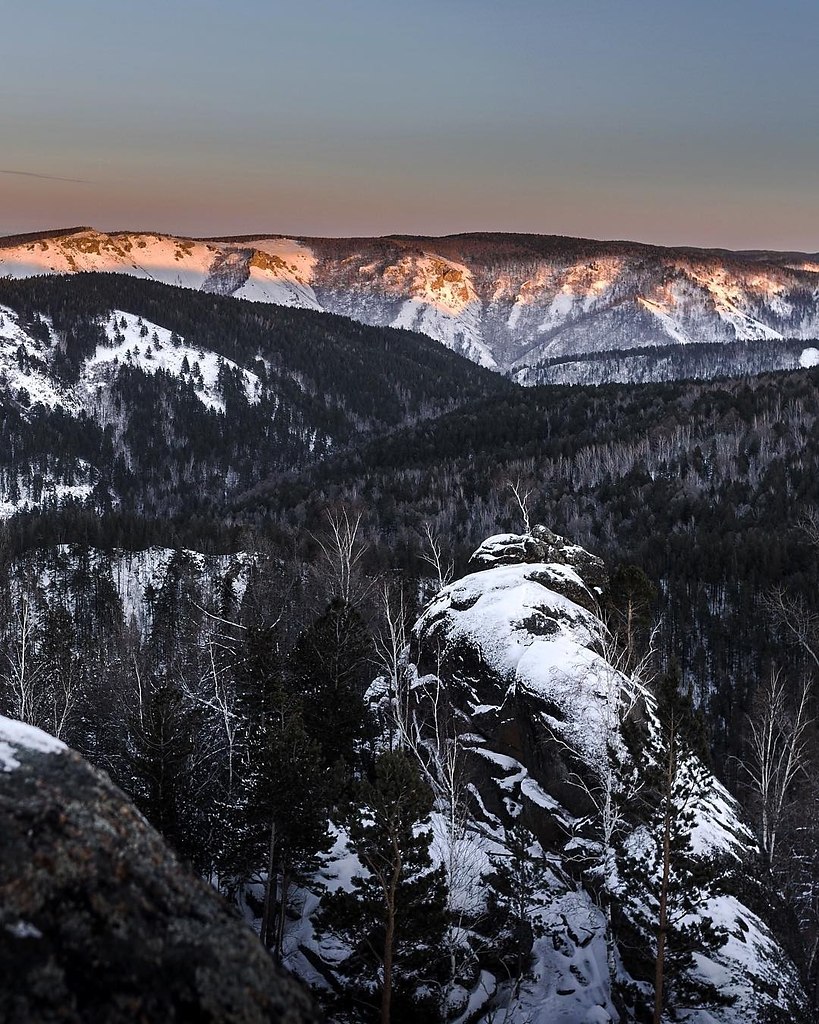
top-left (622, 664), bottom-right (732, 1022)
top-left (603, 563), bottom-right (657, 672)
top-left (316, 750), bottom-right (448, 1024)
top-left (228, 625), bottom-right (332, 960)
top-left (478, 822), bottom-right (552, 990)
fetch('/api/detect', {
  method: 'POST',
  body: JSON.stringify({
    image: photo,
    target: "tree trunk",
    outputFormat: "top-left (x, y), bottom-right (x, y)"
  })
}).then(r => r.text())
top-left (275, 865), bottom-right (289, 964)
top-left (808, 936), bottom-right (819, 1012)
top-left (260, 819), bottom-right (276, 949)
top-left (382, 899), bottom-right (395, 1024)
top-left (605, 898), bottom-right (617, 990)
top-left (653, 743), bottom-right (674, 1024)
top-left (381, 860), bottom-right (400, 1024)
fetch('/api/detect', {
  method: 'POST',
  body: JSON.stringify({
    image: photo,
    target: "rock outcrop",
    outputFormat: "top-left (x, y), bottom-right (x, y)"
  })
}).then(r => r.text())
top-left (0, 717), bottom-right (318, 1024)
top-left (397, 528), bottom-right (807, 1023)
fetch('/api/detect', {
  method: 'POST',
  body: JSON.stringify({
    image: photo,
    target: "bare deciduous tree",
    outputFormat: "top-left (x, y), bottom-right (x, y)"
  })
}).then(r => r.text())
top-left (740, 668), bottom-right (813, 865)
top-left (387, 647), bottom-right (487, 1011)
top-left (508, 479), bottom-right (533, 535)
top-left (418, 522), bottom-right (454, 593)
top-left (313, 506), bottom-right (369, 606)
top-left (764, 587), bottom-right (819, 673)
top-left (374, 581), bottom-right (411, 749)
top-left (2, 595), bottom-right (44, 727)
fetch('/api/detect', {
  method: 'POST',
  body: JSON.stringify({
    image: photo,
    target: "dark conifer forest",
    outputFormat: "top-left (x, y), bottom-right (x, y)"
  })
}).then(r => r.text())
top-left (2, 274), bottom-right (819, 1021)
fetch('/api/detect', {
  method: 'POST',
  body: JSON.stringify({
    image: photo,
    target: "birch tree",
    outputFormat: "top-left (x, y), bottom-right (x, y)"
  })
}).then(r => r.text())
top-left (740, 668), bottom-right (812, 866)
top-left (2, 595), bottom-right (44, 727)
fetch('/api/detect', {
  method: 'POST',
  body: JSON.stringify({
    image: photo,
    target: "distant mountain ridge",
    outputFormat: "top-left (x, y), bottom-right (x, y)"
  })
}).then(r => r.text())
top-left (3, 226), bottom-right (819, 381)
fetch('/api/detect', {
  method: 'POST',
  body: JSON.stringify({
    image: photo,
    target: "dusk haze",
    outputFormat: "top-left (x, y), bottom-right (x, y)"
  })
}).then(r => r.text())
top-left (3, 0), bottom-right (819, 248)
top-left (3, 4), bottom-right (819, 1024)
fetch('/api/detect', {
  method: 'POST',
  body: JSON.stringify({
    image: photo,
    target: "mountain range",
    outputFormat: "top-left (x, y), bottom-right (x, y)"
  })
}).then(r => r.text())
top-left (3, 227), bottom-right (819, 382)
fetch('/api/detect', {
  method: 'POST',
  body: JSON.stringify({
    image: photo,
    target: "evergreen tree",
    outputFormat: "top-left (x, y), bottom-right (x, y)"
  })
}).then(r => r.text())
top-left (123, 672), bottom-right (202, 864)
top-left (622, 664), bottom-right (731, 1022)
top-left (603, 563), bottom-right (657, 672)
top-left (289, 598), bottom-right (375, 769)
top-left (229, 625), bottom-right (332, 959)
top-left (478, 822), bottom-right (552, 991)
top-left (316, 750), bottom-right (448, 1024)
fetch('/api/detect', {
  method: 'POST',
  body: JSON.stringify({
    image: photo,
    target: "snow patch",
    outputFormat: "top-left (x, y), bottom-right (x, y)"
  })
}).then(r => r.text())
top-left (0, 716), bottom-right (65, 772)
top-left (88, 310), bottom-right (262, 412)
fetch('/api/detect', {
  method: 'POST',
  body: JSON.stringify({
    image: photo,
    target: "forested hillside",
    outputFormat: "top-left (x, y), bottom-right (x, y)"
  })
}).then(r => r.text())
top-left (2, 276), bottom-right (819, 1020)
top-left (0, 274), bottom-right (508, 516)
top-left (4, 226), bottom-right (819, 380)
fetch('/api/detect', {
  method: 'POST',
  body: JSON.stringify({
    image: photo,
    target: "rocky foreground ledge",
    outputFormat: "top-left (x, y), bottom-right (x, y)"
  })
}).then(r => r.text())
top-left (0, 717), bottom-right (318, 1024)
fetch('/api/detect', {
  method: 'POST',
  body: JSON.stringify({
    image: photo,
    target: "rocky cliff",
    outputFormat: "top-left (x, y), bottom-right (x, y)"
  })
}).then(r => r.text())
top-left (367, 527), bottom-right (807, 1022)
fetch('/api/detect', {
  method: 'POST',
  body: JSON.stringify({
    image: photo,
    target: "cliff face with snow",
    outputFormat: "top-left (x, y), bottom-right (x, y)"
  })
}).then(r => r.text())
top-left (3, 227), bottom-right (819, 379)
top-left (355, 527), bottom-right (807, 1023)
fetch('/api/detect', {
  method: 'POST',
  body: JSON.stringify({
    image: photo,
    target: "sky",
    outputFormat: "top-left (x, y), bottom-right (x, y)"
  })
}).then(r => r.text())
top-left (2, 0), bottom-right (818, 249)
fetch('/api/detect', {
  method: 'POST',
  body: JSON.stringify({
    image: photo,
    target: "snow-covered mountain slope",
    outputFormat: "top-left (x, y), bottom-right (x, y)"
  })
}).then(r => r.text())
top-left (4, 227), bottom-right (819, 377)
top-left (9, 542), bottom-right (251, 638)
top-left (0, 304), bottom-right (78, 411)
top-left (91, 310), bottom-right (263, 411)
top-left (335, 527), bottom-right (806, 1023)
top-left (0, 276), bottom-right (509, 522)
top-left (0, 303), bottom-right (259, 418)
top-left (0, 304), bottom-right (268, 517)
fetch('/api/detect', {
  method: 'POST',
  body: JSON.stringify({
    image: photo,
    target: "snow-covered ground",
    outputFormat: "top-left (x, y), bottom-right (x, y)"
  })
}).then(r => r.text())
top-left (89, 310), bottom-right (262, 412)
top-left (0, 303), bottom-right (274, 517)
top-left (0, 468), bottom-right (96, 520)
top-left (0, 305), bottom-right (77, 411)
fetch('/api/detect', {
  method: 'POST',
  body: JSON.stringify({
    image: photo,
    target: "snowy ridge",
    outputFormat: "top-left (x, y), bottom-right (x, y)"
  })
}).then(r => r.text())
top-left (4, 228), bottom-right (819, 380)
top-left (0, 303), bottom-right (263, 419)
top-left (0, 305), bottom-right (77, 411)
top-left (90, 311), bottom-right (263, 412)
top-left (234, 238), bottom-right (322, 308)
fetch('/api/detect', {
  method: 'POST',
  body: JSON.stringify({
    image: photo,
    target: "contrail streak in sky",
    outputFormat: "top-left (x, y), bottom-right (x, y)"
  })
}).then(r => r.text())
top-left (0, 168), bottom-right (91, 184)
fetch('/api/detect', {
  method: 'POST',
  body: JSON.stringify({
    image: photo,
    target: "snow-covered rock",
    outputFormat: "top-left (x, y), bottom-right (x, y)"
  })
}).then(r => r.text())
top-left (0, 717), bottom-right (65, 772)
top-left (388, 528), bottom-right (806, 1022)
top-left (0, 713), bottom-right (318, 1023)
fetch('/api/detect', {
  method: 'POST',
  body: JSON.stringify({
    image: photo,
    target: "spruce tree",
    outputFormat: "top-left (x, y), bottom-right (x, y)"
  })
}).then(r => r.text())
top-left (622, 664), bottom-right (731, 1022)
top-left (316, 749), bottom-right (448, 1024)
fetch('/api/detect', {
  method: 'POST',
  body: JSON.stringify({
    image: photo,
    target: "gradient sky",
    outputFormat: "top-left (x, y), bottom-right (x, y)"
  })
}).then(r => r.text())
top-left (2, 0), bottom-right (819, 249)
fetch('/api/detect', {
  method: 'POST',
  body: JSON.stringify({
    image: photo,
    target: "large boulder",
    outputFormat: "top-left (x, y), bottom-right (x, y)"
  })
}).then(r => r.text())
top-left (468, 526), bottom-right (608, 611)
top-left (0, 717), bottom-right (319, 1024)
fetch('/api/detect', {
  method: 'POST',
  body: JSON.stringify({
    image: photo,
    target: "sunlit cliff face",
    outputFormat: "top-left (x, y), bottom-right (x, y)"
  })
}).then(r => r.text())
top-left (3, 227), bottom-right (819, 373)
